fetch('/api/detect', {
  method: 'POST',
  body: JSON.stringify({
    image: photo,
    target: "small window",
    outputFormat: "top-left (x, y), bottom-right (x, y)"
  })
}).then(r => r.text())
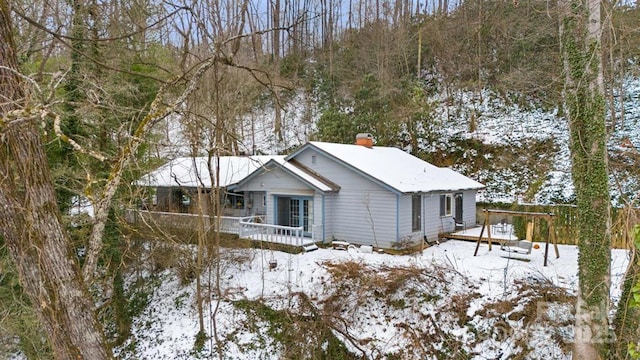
top-left (412, 195), bottom-right (421, 231)
top-left (181, 194), bottom-right (191, 206)
top-left (225, 192), bottom-right (244, 209)
top-left (439, 194), bottom-right (452, 217)
top-left (311, 155), bottom-right (317, 165)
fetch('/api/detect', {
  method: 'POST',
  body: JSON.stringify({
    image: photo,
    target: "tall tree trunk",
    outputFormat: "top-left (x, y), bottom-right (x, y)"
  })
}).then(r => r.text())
top-left (559, 0), bottom-right (612, 358)
top-left (618, 45), bottom-right (625, 129)
top-left (272, 0), bottom-right (283, 141)
top-left (0, 2), bottom-right (111, 359)
top-left (195, 166), bottom-right (206, 338)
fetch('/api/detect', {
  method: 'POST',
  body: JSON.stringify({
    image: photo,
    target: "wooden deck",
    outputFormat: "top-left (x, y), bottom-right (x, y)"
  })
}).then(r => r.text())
top-left (239, 219), bottom-right (320, 252)
top-left (441, 225), bottom-right (519, 243)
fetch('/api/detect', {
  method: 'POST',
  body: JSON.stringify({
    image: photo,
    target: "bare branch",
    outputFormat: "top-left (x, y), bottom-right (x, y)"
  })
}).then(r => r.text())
top-left (0, 65), bottom-right (42, 100)
top-left (51, 111), bottom-right (106, 162)
top-left (82, 54), bottom-right (221, 283)
top-left (10, 6), bottom-right (187, 83)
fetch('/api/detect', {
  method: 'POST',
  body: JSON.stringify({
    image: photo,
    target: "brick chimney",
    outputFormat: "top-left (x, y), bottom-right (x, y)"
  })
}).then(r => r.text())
top-left (355, 133), bottom-right (373, 148)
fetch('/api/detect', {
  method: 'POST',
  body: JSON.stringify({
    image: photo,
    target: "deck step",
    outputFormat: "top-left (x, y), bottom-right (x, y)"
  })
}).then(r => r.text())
top-left (303, 244), bottom-right (319, 252)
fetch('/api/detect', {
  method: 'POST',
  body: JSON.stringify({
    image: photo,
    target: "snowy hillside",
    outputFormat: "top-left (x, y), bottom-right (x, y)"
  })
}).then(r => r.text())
top-left (156, 79), bottom-right (640, 207)
top-left (431, 80), bottom-right (640, 205)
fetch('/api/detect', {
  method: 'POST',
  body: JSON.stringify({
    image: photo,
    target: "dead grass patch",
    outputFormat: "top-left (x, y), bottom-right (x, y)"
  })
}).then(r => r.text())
top-left (474, 276), bottom-right (576, 357)
top-left (319, 260), bottom-right (478, 359)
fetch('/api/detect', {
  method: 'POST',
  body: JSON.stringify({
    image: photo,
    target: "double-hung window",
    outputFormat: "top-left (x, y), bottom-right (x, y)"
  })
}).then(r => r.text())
top-left (439, 194), bottom-right (452, 217)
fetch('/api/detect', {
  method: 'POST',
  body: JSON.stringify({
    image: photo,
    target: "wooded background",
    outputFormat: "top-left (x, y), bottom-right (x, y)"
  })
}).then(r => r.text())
top-left (1, 0), bottom-right (639, 358)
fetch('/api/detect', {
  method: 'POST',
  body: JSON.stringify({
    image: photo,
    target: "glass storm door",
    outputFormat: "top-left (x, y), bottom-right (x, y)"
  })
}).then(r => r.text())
top-left (454, 193), bottom-right (463, 223)
top-left (276, 196), bottom-right (313, 236)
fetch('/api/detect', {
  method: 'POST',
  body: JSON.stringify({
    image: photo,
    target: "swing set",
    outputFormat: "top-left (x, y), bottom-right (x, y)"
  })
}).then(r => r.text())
top-left (473, 209), bottom-right (560, 266)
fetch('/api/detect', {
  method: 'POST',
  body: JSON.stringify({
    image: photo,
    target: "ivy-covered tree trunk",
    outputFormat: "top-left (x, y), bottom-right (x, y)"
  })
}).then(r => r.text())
top-left (613, 224), bottom-right (640, 358)
top-left (0, 1), bottom-right (112, 359)
top-left (559, 0), bottom-right (612, 358)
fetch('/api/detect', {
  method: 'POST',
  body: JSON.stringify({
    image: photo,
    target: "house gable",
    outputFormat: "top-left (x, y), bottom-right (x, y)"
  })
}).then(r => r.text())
top-left (230, 159), bottom-right (338, 194)
top-left (285, 145), bottom-right (400, 247)
top-left (287, 143), bottom-right (403, 195)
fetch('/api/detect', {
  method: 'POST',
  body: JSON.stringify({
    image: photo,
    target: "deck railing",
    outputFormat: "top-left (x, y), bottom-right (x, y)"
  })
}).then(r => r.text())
top-left (238, 220), bottom-right (304, 247)
top-left (127, 210), bottom-right (254, 235)
top-left (214, 215), bottom-right (266, 234)
top-left (127, 210), bottom-right (317, 247)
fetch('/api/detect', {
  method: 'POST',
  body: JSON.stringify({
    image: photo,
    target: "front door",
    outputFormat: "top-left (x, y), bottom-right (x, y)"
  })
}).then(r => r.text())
top-left (276, 196), bottom-right (313, 236)
top-left (454, 193), bottom-right (463, 224)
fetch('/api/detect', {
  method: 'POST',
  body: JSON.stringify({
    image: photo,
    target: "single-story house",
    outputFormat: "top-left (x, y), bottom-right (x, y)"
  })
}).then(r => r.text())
top-left (229, 135), bottom-right (484, 248)
top-left (136, 134), bottom-right (484, 249)
top-left (135, 155), bottom-right (283, 216)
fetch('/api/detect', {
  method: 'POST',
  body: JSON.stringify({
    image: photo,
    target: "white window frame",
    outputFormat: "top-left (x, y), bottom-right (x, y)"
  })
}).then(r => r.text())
top-left (440, 194), bottom-right (452, 217)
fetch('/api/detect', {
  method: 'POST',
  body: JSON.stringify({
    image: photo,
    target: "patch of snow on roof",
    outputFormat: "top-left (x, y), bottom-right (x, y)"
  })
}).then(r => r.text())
top-left (135, 155), bottom-right (284, 188)
top-left (307, 141), bottom-right (484, 193)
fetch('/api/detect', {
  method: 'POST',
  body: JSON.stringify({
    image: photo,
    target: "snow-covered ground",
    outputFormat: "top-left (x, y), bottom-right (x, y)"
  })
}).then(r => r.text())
top-left (116, 240), bottom-right (630, 359)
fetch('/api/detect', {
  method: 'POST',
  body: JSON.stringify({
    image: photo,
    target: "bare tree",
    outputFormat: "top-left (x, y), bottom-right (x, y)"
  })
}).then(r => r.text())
top-left (0, 1), bottom-right (112, 357)
top-left (1, 2), bottom-right (248, 357)
top-left (271, 0), bottom-right (283, 140)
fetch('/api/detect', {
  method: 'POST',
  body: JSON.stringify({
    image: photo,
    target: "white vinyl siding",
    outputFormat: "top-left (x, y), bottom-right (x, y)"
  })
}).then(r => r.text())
top-left (245, 191), bottom-right (266, 216)
top-left (425, 191), bottom-right (478, 240)
top-left (461, 190), bottom-right (477, 226)
top-left (294, 148), bottom-right (399, 248)
top-left (394, 194), bottom-right (424, 245)
top-left (423, 194), bottom-right (442, 242)
top-left (322, 194), bottom-right (337, 242)
top-left (329, 190), bottom-right (397, 248)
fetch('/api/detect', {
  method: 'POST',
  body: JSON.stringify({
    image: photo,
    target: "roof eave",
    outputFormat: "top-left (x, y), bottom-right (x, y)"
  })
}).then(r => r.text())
top-left (417, 186), bottom-right (485, 194)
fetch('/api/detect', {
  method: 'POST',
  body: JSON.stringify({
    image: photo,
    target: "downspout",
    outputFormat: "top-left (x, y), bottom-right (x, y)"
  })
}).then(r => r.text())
top-left (272, 194), bottom-right (276, 225)
top-left (396, 194), bottom-right (400, 242)
top-left (422, 193), bottom-right (426, 241)
top-left (322, 194), bottom-right (326, 243)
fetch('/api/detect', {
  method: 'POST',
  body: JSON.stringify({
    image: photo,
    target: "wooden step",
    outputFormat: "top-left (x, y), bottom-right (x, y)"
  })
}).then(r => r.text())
top-left (302, 244), bottom-right (319, 252)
